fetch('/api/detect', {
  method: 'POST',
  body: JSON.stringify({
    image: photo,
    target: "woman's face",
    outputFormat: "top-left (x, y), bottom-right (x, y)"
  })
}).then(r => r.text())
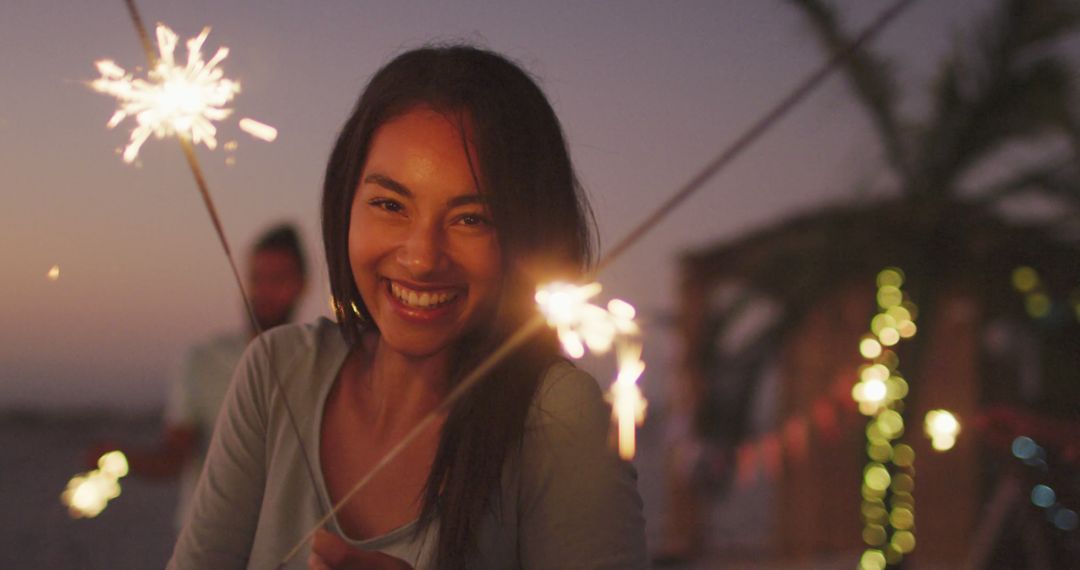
top-left (349, 106), bottom-right (502, 359)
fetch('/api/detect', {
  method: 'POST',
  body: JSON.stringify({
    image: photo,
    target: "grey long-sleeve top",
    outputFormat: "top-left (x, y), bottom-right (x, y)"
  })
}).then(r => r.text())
top-left (167, 318), bottom-right (647, 569)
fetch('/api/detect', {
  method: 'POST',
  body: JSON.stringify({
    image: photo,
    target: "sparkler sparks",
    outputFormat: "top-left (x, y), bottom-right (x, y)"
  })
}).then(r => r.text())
top-left (238, 117), bottom-right (278, 142)
top-left (90, 23), bottom-right (274, 163)
top-left (60, 451), bottom-right (129, 518)
top-left (536, 282), bottom-right (648, 459)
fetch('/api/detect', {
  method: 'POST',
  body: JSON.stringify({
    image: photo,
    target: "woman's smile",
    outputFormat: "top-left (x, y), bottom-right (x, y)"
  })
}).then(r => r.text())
top-left (348, 106), bottom-right (503, 359)
top-left (383, 278), bottom-right (464, 324)
top-left (388, 280), bottom-right (460, 310)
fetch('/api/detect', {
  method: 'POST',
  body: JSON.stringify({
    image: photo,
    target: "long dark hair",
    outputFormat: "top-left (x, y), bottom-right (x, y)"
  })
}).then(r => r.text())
top-left (321, 45), bottom-right (594, 567)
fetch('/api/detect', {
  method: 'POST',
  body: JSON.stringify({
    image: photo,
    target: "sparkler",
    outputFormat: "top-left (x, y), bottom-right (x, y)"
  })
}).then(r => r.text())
top-left (90, 22), bottom-right (274, 163)
top-left (61, 451), bottom-right (129, 518)
top-left (73, 0), bottom-right (327, 525)
top-left (536, 282), bottom-right (648, 460)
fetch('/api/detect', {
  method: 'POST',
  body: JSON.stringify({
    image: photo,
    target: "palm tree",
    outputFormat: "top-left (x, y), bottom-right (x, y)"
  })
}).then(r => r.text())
top-left (662, 0), bottom-right (1080, 566)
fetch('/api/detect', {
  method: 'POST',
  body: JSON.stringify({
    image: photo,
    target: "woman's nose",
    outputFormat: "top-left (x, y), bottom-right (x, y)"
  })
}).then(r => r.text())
top-left (396, 222), bottom-right (446, 278)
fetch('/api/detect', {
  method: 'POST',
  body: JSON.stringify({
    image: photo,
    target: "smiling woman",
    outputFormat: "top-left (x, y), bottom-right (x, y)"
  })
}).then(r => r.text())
top-left (168, 45), bottom-right (647, 570)
top-left (349, 108), bottom-right (503, 360)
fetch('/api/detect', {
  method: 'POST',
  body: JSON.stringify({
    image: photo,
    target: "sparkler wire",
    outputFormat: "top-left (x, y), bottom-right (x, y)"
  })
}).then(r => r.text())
top-left (277, 0), bottom-right (918, 564)
top-left (278, 316), bottom-right (547, 566)
top-left (118, 0), bottom-right (331, 518)
top-left (594, 0), bottom-right (916, 274)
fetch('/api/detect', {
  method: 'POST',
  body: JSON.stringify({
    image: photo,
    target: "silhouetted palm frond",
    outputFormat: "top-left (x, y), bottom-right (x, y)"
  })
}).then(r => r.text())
top-left (788, 0), bottom-right (911, 179)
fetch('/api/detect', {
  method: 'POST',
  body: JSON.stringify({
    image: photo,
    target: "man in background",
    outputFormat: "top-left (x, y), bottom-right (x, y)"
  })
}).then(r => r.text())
top-left (88, 223), bottom-right (307, 529)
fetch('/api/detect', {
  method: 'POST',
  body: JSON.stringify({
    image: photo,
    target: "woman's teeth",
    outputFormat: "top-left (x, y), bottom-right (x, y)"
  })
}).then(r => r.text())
top-left (390, 282), bottom-right (459, 309)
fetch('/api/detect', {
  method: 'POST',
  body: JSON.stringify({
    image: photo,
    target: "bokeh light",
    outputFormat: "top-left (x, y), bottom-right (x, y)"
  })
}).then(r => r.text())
top-left (864, 463), bottom-right (891, 492)
top-left (97, 450), bottom-right (129, 479)
top-left (60, 450), bottom-right (129, 518)
top-left (1011, 266), bottom-right (1039, 292)
top-left (878, 327), bottom-right (900, 346)
top-left (860, 336), bottom-right (883, 359)
top-left (1012, 436), bottom-right (1037, 460)
top-left (863, 525), bottom-right (887, 546)
top-left (859, 549), bottom-right (886, 570)
top-left (1025, 293), bottom-right (1051, 319)
top-left (862, 500), bottom-right (887, 522)
top-left (890, 507), bottom-right (914, 530)
top-left (892, 444), bottom-right (915, 468)
top-left (1031, 484), bottom-right (1056, 508)
top-left (1054, 508), bottom-right (1079, 531)
top-left (876, 410), bottom-right (904, 440)
top-left (891, 473), bottom-right (914, 494)
top-left (877, 286), bottom-right (902, 309)
top-left (877, 268), bottom-right (904, 288)
top-left (891, 530), bottom-right (916, 553)
top-left (924, 409), bottom-right (960, 451)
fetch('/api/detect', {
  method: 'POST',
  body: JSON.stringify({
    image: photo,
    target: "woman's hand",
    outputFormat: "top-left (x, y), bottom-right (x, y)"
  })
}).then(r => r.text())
top-left (308, 529), bottom-right (415, 570)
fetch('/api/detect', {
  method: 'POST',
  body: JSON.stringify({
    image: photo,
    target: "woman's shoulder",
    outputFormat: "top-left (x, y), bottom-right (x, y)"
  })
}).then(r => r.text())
top-left (251, 317), bottom-right (345, 360)
top-left (236, 318), bottom-right (349, 387)
top-left (527, 360), bottom-right (608, 435)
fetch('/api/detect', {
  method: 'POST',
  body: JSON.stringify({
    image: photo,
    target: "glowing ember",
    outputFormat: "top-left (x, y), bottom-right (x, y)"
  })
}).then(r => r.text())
top-left (238, 117), bottom-right (278, 142)
top-left (536, 281), bottom-right (648, 458)
top-left (47, 265), bottom-right (60, 281)
top-left (61, 450), bottom-right (130, 518)
top-left (90, 24), bottom-right (275, 162)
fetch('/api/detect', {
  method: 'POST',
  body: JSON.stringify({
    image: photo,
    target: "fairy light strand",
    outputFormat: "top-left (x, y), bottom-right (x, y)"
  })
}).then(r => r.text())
top-left (856, 269), bottom-right (922, 569)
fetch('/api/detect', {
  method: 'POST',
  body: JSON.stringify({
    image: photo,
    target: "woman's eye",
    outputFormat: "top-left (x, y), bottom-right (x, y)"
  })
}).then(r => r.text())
top-left (368, 198), bottom-right (403, 213)
top-left (457, 213), bottom-right (491, 227)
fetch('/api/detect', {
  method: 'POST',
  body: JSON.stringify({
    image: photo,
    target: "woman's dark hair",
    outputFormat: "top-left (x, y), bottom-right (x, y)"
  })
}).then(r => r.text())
top-left (321, 45), bottom-right (594, 567)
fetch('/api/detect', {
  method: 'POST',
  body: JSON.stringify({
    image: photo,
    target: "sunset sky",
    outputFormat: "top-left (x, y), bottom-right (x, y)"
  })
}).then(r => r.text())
top-left (2, 0), bottom-right (1018, 410)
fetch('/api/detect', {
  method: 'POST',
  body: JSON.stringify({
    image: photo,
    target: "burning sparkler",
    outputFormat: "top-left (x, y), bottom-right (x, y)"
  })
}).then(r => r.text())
top-left (536, 282), bottom-right (648, 459)
top-left (90, 23), bottom-right (274, 163)
top-left (61, 450), bottom-right (129, 518)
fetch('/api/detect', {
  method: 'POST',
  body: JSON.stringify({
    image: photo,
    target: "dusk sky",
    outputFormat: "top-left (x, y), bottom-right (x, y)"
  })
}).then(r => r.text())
top-left (2, 0), bottom-right (1012, 410)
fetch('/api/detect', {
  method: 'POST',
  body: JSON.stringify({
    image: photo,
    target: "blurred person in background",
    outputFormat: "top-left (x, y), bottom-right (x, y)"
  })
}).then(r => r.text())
top-left (86, 223), bottom-right (308, 530)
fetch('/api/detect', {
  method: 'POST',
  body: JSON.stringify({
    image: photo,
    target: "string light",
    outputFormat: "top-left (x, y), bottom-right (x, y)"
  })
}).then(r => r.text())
top-left (60, 450), bottom-right (129, 518)
top-left (47, 265), bottom-right (61, 281)
top-left (1011, 436), bottom-right (1079, 532)
top-left (856, 268), bottom-right (919, 566)
top-left (536, 281), bottom-right (647, 459)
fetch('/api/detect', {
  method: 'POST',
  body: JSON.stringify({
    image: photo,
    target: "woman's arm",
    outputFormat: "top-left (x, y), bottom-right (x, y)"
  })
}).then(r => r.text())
top-left (516, 364), bottom-right (648, 569)
top-left (168, 341), bottom-right (271, 569)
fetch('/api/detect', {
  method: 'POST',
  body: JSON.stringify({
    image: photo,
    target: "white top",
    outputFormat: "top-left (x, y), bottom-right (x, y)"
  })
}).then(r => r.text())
top-left (168, 318), bottom-right (647, 569)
